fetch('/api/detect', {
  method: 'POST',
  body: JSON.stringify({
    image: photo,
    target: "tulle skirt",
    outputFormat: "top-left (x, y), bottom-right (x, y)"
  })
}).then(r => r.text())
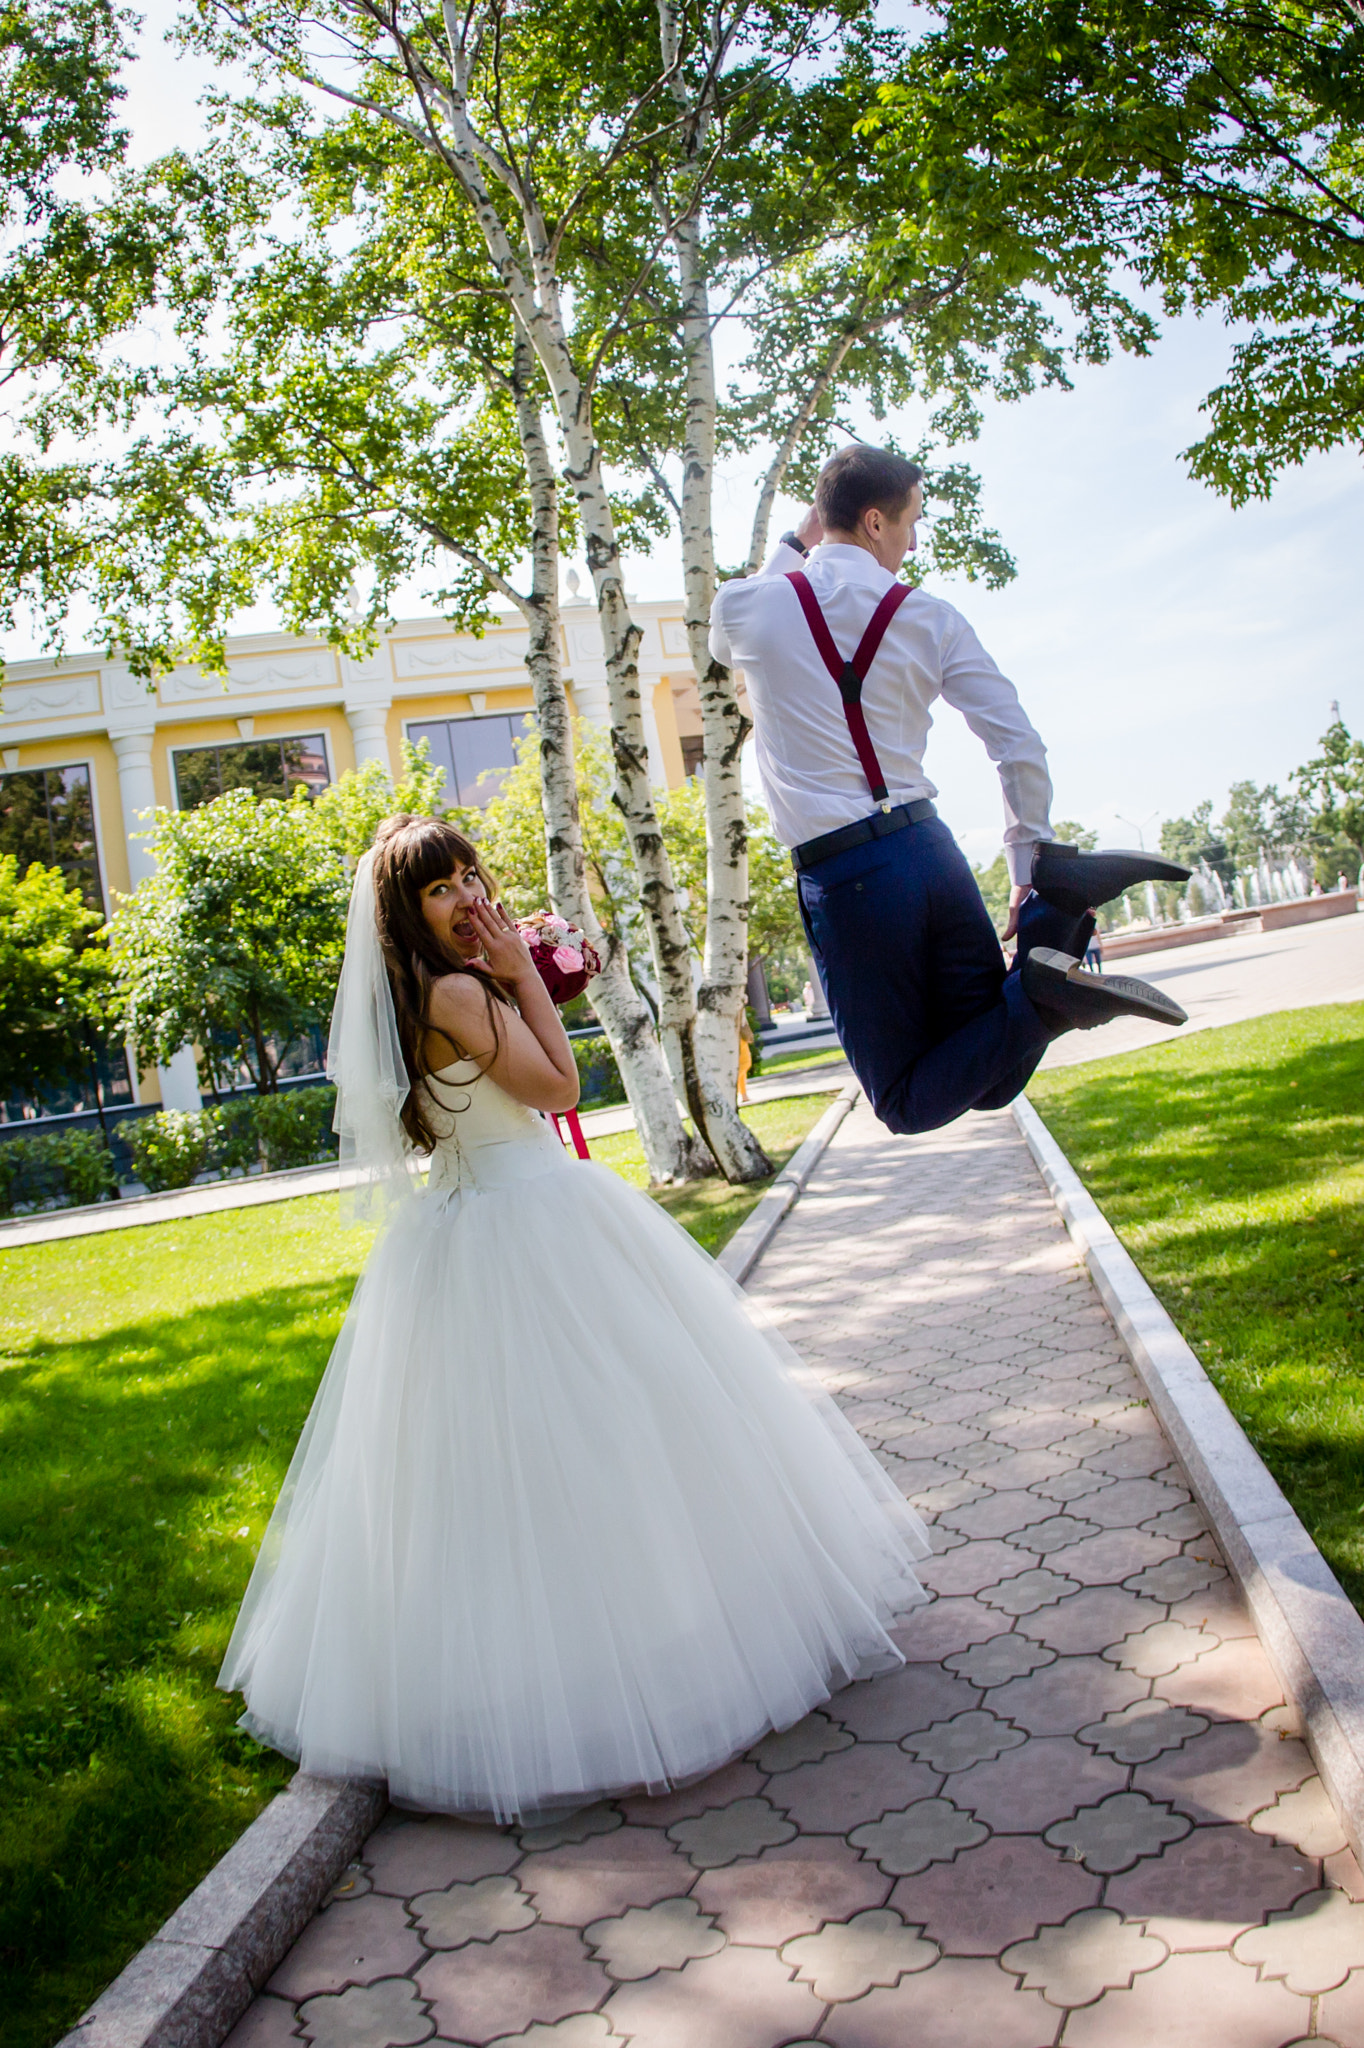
top-left (219, 1156), bottom-right (930, 1822)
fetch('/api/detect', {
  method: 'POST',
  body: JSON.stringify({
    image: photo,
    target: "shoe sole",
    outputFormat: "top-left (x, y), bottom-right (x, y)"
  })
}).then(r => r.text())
top-left (1024, 948), bottom-right (1189, 1028)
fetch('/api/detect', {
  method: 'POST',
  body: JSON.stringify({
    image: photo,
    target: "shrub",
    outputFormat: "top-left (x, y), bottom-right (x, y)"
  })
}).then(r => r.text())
top-left (0, 1129), bottom-right (119, 1214)
top-left (130, 1110), bottom-right (213, 1192)
top-left (252, 1084), bottom-right (338, 1171)
top-left (211, 1097), bottom-right (263, 1175)
top-left (572, 1033), bottom-right (624, 1107)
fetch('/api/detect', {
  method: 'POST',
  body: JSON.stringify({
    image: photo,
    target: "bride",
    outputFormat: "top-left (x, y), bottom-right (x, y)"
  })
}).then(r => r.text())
top-left (219, 813), bottom-right (930, 1823)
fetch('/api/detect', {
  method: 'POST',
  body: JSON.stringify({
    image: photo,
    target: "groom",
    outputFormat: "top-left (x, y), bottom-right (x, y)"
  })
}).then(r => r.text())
top-left (709, 443), bottom-right (1191, 1136)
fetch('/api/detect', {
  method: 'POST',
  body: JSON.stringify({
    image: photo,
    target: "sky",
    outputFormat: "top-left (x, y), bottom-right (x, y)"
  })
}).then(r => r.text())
top-left (21, 2), bottom-right (1364, 866)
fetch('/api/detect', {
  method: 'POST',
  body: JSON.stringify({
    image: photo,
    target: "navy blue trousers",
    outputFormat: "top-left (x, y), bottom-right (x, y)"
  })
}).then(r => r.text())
top-left (797, 816), bottom-right (1089, 1135)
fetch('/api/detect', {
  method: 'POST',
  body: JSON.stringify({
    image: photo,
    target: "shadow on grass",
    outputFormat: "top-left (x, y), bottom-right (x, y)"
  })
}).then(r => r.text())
top-left (1030, 1005), bottom-right (1364, 1614)
top-left (0, 1276), bottom-right (355, 2048)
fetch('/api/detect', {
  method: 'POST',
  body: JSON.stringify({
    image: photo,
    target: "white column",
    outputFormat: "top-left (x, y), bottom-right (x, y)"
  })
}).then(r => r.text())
top-left (807, 954), bottom-right (831, 1019)
top-left (111, 729), bottom-right (159, 888)
top-left (345, 704), bottom-right (393, 771)
top-left (110, 728), bottom-right (203, 1112)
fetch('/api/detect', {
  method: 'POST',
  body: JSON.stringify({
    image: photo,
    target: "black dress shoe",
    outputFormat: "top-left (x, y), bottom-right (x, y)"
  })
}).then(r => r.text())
top-left (1021, 947), bottom-right (1189, 1032)
top-left (1032, 841), bottom-right (1193, 917)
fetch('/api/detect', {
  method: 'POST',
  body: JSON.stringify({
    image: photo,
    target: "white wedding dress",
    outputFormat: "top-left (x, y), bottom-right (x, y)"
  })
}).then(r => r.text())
top-left (219, 1061), bottom-right (930, 1822)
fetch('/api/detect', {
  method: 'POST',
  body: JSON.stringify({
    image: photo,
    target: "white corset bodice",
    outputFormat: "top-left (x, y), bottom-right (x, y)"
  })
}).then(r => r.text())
top-left (422, 1059), bottom-right (567, 1196)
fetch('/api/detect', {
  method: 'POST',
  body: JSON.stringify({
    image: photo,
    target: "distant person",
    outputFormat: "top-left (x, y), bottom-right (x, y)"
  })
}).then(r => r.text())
top-left (801, 979), bottom-right (814, 1014)
top-left (737, 1010), bottom-right (754, 1103)
top-left (1338, 873), bottom-right (1350, 893)
top-left (1084, 929), bottom-right (1105, 974)
top-left (710, 444), bottom-right (1191, 1135)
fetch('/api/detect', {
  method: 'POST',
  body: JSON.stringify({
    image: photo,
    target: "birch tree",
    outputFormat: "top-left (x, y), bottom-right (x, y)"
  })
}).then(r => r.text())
top-left (184, 0), bottom-right (778, 1175)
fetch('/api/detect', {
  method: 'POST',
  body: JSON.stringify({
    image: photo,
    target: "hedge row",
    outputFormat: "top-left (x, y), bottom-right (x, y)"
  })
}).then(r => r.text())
top-left (0, 1086), bottom-right (339, 1214)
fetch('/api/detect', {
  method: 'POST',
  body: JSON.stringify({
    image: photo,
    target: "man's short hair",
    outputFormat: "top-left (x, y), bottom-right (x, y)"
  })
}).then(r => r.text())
top-left (815, 445), bottom-right (922, 533)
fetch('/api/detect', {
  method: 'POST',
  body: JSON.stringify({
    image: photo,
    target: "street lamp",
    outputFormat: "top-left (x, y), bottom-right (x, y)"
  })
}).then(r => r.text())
top-left (1116, 810), bottom-right (1161, 851)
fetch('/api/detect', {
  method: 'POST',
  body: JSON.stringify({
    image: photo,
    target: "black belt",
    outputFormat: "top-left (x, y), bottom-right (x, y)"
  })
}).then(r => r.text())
top-left (791, 798), bottom-right (937, 873)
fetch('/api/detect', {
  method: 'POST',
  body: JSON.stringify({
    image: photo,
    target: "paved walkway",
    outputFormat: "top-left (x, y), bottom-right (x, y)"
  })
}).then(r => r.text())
top-left (1042, 901), bottom-right (1364, 1071)
top-left (222, 1100), bottom-right (1364, 2048)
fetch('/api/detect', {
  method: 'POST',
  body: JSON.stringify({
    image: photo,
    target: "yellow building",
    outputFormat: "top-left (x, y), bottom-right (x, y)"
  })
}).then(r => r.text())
top-left (0, 594), bottom-right (706, 1115)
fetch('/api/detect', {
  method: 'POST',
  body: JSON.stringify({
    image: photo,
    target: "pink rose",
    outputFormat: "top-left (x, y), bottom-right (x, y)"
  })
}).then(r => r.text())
top-left (552, 944), bottom-right (581, 972)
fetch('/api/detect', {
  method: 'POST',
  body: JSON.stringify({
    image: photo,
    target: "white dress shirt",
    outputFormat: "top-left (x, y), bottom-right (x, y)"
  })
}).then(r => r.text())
top-left (709, 541), bottom-right (1053, 885)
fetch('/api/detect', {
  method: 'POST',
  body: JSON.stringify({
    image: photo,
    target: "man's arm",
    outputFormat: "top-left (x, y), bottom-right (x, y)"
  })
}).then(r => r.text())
top-left (709, 505), bottom-right (825, 665)
top-left (938, 613), bottom-right (1053, 921)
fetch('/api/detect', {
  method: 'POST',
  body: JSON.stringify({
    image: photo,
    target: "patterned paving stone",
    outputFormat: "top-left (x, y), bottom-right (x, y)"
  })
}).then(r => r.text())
top-left (987, 1653), bottom-right (1145, 1737)
top-left (1135, 1718), bottom-right (1315, 1825)
top-left (746, 1711), bottom-right (854, 1773)
top-left (1125, 1554), bottom-right (1227, 1603)
top-left (848, 1798), bottom-right (989, 1875)
top-left (889, 1833), bottom-right (1099, 1955)
top-left (901, 1708), bottom-right (1028, 1773)
top-left (1000, 1905), bottom-right (1168, 2007)
top-left (780, 1907), bottom-right (939, 2000)
top-left (1078, 1699), bottom-right (1210, 1765)
top-left (583, 1895), bottom-right (725, 1981)
top-left (365, 1815), bottom-right (521, 1896)
top-left (416, 1926), bottom-right (607, 2044)
top-left (223, 1102), bottom-right (1344, 2048)
top-left (1060, 1947), bottom-right (1311, 2048)
top-left (600, 1941), bottom-right (825, 2047)
top-left (1104, 1617), bottom-right (1220, 1676)
top-left (817, 1953), bottom-right (1054, 2048)
top-left (518, 1805), bottom-right (623, 1853)
top-left (1107, 1822), bottom-right (1320, 1949)
top-left (297, 1976), bottom-right (434, 2048)
top-left (918, 1538), bottom-right (1041, 1599)
top-left (1251, 1777), bottom-right (1350, 1857)
top-left (1044, 1790), bottom-right (1194, 1872)
top-left (1231, 1886), bottom-right (1364, 1993)
top-left (665, 1797), bottom-right (797, 1869)
top-left (776, 1744), bottom-right (937, 1832)
top-left (897, 1595), bottom-right (1001, 1661)
top-left (1155, 1636), bottom-right (1286, 1722)
top-left (978, 1565), bottom-right (1083, 1615)
top-left (1048, 1526), bottom-right (1182, 1585)
top-left (518, 1826), bottom-right (694, 1925)
top-left (411, 1875), bottom-right (537, 1949)
top-left (693, 1835), bottom-right (891, 1945)
top-left (831, 1662), bottom-right (980, 1741)
top-left (221, 1996), bottom-right (304, 2048)
top-left (943, 1632), bottom-right (1055, 1688)
top-left (267, 1893), bottom-right (426, 1999)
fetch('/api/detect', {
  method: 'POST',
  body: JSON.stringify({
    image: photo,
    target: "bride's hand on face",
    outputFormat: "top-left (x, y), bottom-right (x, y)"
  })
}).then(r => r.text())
top-left (464, 899), bottom-right (537, 988)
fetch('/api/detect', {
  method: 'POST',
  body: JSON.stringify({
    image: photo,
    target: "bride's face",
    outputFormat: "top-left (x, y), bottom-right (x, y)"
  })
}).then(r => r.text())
top-left (420, 862), bottom-right (487, 961)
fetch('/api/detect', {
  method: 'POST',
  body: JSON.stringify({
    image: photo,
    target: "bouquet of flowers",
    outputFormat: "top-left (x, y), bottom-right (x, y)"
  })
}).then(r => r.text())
top-left (514, 913), bottom-right (602, 1005)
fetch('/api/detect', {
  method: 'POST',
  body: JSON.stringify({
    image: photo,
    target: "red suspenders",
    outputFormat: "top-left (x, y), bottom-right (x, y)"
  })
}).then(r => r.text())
top-left (786, 571), bottom-right (913, 810)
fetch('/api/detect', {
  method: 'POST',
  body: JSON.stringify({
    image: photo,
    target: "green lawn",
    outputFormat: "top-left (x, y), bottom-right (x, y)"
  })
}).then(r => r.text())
top-left (753, 1043), bottom-right (850, 1079)
top-left (0, 1092), bottom-right (832, 2048)
top-left (1028, 1004), bottom-right (1364, 1611)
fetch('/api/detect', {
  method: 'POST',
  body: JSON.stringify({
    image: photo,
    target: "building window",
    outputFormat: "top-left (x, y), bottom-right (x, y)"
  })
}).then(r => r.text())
top-left (0, 761), bottom-right (132, 1122)
top-left (407, 713), bottom-right (531, 807)
top-left (173, 733), bottom-right (331, 809)
top-left (0, 762), bottom-right (103, 909)
top-left (680, 736), bottom-right (705, 778)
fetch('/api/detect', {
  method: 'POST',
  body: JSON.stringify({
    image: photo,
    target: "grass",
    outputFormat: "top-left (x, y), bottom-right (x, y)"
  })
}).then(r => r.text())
top-left (1028, 1003), bottom-right (1364, 1612)
top-left (753, 1043), bottom-right (849, 1078)
top-left (0, 1090), bottom-right (833, 2048)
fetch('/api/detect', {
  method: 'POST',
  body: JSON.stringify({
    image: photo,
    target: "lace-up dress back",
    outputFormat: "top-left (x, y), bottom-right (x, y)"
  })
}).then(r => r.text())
top-left (220, 1061), bottom-right (930, 1822)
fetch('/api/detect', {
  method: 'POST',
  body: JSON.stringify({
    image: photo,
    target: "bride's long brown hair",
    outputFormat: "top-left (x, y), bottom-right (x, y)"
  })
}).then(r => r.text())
top-left (369, 814), bottom-right (512, 1151)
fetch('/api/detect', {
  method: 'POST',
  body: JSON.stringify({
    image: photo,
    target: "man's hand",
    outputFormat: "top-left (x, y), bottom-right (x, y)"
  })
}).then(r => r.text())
top-left (1003, 884), bottom-right (1030, 943)
top-left (794, 503), bottom-right (824, 552)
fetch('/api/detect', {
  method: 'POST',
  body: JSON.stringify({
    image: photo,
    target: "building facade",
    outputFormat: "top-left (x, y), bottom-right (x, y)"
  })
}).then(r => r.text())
top-left (0, 595), bottom-right (708, 1116)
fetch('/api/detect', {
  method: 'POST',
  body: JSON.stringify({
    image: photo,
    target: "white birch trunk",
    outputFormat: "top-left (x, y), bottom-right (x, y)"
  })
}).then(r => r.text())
top-left (510, 339), bottom-right (708, 1181)
top-left (412, 43), bottom-right (715, 1173)
top-left (671, 205), bottom-right (772, 1180)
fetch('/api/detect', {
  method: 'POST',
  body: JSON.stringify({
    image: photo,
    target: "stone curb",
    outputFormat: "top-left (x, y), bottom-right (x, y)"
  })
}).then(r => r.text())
top-left (58, 1776), bottom-right (386, 2048)
top-left (717, 1081), bottom-right (861, 1286)
top-left (1014, 1091), bottom-right (1364, 1873)
top-left (53, 1088), bottom-right (854, 2048)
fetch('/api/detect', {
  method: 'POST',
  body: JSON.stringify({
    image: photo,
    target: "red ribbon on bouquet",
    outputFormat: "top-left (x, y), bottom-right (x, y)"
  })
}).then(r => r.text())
top-left (552, 1109), bottom-right (591, 1160)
